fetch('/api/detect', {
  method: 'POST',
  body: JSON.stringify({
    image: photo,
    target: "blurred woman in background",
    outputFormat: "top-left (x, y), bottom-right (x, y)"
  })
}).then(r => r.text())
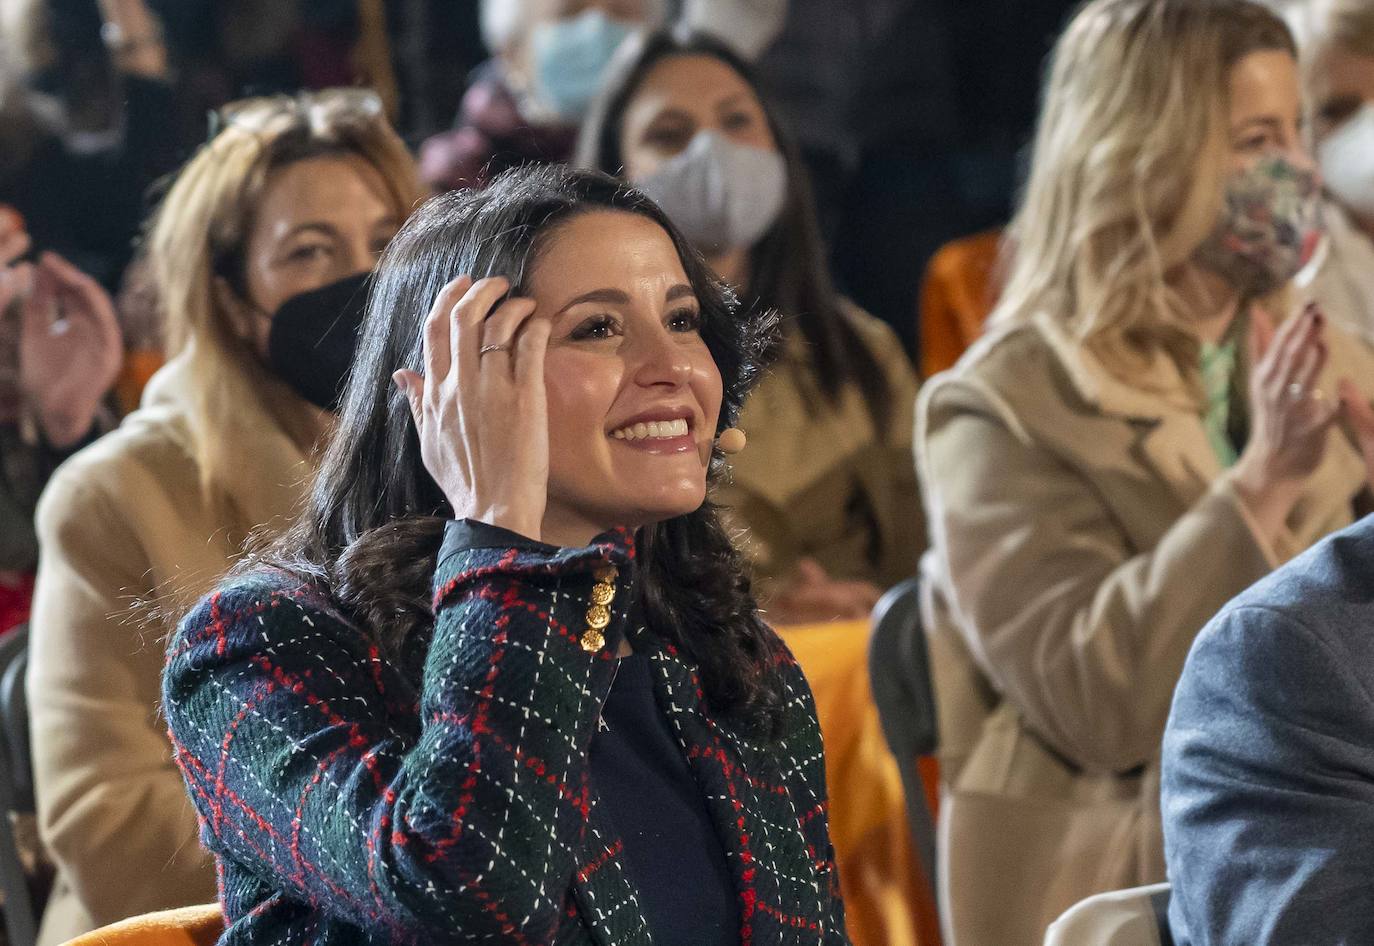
top-left (26, 89), bottom-right (419, 945)
top-left (0, 0), bottom-right (181, 290)
top-left (916, 1), bottom-right (1374, 942)
top-left (1285, 0), bottom-right (1374, 345)
top-left (418, 0), bottom-right (661, 192)
top-left (581, 30), bottom-right (923, 625)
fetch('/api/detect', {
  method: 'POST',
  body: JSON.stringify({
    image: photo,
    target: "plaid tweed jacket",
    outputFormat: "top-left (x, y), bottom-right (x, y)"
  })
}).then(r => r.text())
top-left (163, 524), bottom-right (849, 945)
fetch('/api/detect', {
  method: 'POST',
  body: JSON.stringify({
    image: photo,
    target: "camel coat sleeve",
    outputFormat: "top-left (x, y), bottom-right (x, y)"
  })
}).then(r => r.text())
top-left (919, 377), bottom-right (1275, 775)
top-left (28, 461), bottom-right (215, 939)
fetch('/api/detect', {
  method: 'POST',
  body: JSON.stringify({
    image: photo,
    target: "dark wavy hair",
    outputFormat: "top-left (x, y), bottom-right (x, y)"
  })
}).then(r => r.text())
top-left (578, 28), bottom-right (891, 428)
top-left (258, 163), bottom-right (787, 735)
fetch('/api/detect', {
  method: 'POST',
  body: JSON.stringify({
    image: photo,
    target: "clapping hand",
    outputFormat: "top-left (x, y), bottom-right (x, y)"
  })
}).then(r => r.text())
top-left (0, 211), bottom-right (123, 448)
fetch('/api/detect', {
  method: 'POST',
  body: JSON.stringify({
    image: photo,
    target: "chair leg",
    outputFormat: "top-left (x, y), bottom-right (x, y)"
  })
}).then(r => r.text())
top-left (901, 763), bottom-right (939, 902)
top-left (0, 812), bottom-right (37, 946)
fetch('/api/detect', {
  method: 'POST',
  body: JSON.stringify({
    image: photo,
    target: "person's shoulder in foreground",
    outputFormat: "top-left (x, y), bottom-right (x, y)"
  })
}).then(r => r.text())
top-left (1163, 513), bottom-right (1374, 946)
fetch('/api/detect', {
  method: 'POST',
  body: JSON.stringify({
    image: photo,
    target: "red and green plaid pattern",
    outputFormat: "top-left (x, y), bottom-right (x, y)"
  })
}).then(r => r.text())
top-left (163, 528), bottom-right (848, 945)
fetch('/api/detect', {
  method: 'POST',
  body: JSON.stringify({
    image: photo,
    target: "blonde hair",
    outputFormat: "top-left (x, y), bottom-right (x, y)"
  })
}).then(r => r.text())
top-left (147, 89), bottom-right (420, 500)
top-left (995, 0), bottom-right (1295, 386)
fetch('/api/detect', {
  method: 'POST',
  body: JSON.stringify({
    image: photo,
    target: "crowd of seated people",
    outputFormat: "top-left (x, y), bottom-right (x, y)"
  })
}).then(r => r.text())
top-left (4, 0), bottom-right (1374, 945)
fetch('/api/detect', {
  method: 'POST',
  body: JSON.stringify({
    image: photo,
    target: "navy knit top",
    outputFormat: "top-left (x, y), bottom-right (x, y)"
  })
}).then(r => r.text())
top-left (459, 521), bottom-right (738, 945)
top-left (592, 652), bottom-right (739, 945)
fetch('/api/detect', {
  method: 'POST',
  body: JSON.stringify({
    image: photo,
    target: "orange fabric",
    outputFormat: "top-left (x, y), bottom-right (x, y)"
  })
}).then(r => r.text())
top-left (918, 229), bottom-right (1004, 379)
top-left (59, 904), bottom-right (223, 946)
top-left (113, 349), bottom-right (165, 416)
top-left (777, 620), bottom-right (943, 946)
top-left (917, 755), bottom-right (941, 822)
top-left (354, 0), bottom-right (401, 122)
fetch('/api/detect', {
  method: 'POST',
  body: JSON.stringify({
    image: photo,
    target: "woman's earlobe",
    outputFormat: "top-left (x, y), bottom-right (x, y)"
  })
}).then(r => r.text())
top-left (213, 275), bottom-right (257, 343)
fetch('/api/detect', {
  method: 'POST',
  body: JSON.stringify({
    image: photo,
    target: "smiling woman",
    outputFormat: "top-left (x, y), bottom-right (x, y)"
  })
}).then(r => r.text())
top-left (161, 163), bottom-right (850, 946)
top-left (394, 211), bottom-right (728, 549)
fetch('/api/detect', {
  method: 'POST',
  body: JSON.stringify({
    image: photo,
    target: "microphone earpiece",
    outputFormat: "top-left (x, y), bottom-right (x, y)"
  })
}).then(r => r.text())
top-left (716, 427), bottom-right (747, 455)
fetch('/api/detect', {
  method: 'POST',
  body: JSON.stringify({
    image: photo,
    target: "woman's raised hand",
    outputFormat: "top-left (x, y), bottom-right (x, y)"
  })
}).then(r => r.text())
top-left (1230, 303), bottom-right (1338, 538)
top-left (15, 251), bottom-right (124, 448)
top-left (393, 275), bottom-right (552, 541)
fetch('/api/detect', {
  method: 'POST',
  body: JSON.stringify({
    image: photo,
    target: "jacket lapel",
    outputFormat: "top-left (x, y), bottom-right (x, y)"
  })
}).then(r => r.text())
top-left (568, 798), bottom-right (655, 946)
top-left (1033, 313), bottom-right (1218, 513)
top-left (1129, 412), bottom-right (1219, 513)
top-left (139, 351), bottom-right (317, 537)
top-left (647, 644), bottom-right (824, 945)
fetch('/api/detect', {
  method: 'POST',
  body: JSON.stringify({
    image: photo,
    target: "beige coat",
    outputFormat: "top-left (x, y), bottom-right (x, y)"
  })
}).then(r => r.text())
top-left (27, 353), bottom-right (315, 945)
top-left (716, 303), bottom-right (924, 594)
top-left (915, 312), bottom-right (1372, 946)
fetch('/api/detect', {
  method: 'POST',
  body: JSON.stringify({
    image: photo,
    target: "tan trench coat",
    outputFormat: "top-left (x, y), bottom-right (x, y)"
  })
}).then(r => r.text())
top-left (27, 353), bottom-right (315, 945)
top-left (716, 302), bottom-right (924, 595)
top-left (915, 311), bottom-right (1373, 946)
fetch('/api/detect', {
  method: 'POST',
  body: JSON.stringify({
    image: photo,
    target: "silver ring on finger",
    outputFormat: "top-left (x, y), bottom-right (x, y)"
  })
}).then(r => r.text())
top-left (1286, 382), bottom-right (1308, 402)
top-left (479, 344), bottom-right (511, 356)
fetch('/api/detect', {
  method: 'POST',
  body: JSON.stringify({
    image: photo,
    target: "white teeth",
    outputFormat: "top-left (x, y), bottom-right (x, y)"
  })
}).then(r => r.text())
top-left (610, 418), bottom-right (690, 441)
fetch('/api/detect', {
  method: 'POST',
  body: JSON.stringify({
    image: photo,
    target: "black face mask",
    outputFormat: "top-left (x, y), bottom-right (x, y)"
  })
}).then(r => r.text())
top-left (267, 273), bottom-right (369, 412)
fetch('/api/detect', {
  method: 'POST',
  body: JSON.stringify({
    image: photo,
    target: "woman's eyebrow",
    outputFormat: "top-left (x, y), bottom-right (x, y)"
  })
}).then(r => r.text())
top-left (1318, 92), bottom-right (1363, 120)
top-left (666, 284), bottom-right (695, 302)
top-left (557, 288), bottom-right (630, 314)
top-left (1231, 115), bottom-right (1283, 135)
top-left (648, 106), bottom-right (694, 126)
top-left (280, 222), bottom-right (338, 241)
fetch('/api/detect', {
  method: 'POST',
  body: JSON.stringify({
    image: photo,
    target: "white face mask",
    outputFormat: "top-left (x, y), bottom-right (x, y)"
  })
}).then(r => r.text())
top-left (632, 131), bottom-right (788, 256)
top-left (528, 9), bottom-right (636, 123)
top-left (1318, 100), bottom-right (1374, 219)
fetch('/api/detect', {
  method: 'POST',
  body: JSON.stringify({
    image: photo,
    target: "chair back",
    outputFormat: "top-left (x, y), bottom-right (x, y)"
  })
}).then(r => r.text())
top-left (867, 578), bottom-right (939, 897)
top-left (1043, 883), bottom-right (1174, 946)
top-left (0, 623), bottom-right (38, 946)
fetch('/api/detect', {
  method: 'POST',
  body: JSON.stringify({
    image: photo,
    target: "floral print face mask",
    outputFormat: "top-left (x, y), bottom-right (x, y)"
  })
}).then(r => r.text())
top-left (1193, 154), bottom-right (1322, 295)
